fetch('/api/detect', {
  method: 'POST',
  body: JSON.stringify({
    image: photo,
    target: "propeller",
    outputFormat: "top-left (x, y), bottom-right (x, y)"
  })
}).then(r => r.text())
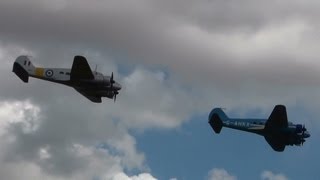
top-left (113, 91), bottom-right (119, 102)
top-left (110, 72), bottom-right (120, 102)
top-left (302, 124), bottom-right (307, 136)
top-left (300, 125), bottom-right (305, 146)
top-left (301, 125), bottom-right (307, 146)
top-left (110, 72), bottom-right (115, 86)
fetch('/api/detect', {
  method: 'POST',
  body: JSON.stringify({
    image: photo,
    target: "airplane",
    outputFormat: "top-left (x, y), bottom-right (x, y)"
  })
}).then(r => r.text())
top-left (208, 105), bottom-right (310, 152)
top-left (12, 55), bottom-right (121, 103)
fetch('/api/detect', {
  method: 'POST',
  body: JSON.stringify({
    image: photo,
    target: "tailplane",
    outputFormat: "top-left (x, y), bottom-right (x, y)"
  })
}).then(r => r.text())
top-left (208, 108), bottom-right (229, 134)
top-left (12, 56), bottom-right (35, 83)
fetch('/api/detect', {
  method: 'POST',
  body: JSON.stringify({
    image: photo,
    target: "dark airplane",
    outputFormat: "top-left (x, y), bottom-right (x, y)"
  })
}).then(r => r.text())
top-left (208, 105), bottom-right (310, 152)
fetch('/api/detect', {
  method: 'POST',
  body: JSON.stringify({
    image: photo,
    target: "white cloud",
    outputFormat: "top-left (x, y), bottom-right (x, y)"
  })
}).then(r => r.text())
top-left (0, 142), bottom-right (156, 180)
top-left (112, 172), bottom-right (157, 180)
top-left (0, 100), bottom-right (40, 135)
top-left (0, 99), bottom-right (155, 179)
top-left (261, 171), bottom-right (288, 180)
top-left (208, 168), bottom-right (237, 180)
top-left (106, 67), bottom-right (202, 129)
top-left (106, 133), bottom-right (145, 170)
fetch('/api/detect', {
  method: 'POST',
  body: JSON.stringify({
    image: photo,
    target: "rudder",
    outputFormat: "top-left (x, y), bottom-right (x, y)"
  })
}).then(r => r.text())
top-left (208, 108), bottom-right (229, 134)
top-left (12, 56), bottom-right (35, 83)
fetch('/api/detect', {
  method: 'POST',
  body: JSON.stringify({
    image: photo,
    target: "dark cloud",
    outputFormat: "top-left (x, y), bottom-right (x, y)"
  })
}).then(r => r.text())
top-left (1, 0), bottom-right (320, 87)
top-left (1, 0), bottom-right (320, 89)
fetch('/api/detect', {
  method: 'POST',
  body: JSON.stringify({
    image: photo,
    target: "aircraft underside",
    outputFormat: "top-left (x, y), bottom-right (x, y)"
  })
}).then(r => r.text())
top-left (208, 105), bottom-right (310, 152)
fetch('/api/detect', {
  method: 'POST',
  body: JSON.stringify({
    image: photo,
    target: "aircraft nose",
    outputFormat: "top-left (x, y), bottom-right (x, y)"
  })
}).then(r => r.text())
top-left (114, 82), bottom-right (121, 90)
top-left (304, 131), bottom-right (310, 138)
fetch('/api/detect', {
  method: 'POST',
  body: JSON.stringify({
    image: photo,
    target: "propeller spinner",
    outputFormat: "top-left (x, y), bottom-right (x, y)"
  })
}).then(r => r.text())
top-left (110, 72), bottom-right (120, 102)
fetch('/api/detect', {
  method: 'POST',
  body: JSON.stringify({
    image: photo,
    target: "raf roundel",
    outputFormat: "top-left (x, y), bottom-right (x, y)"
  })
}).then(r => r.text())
top-left (45, 69), bottom-right (54, 77)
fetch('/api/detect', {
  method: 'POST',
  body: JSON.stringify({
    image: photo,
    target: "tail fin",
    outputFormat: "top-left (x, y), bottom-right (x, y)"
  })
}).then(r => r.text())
top-left (208, 108), bottom-right (229, 134)
top-left (12, 56), bottom-right (36, 83)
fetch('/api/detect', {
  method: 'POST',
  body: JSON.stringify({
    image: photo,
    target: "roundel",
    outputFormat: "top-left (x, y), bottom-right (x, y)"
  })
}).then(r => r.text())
top-left (45, 69), bottom-right (54, 77)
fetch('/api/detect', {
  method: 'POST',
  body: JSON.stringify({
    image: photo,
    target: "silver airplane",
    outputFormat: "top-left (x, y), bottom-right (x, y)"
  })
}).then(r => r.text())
top-left (13, 55), bottom-right (121, 103)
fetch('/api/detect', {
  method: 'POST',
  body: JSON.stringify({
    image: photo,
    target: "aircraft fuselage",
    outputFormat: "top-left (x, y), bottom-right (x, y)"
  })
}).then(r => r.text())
top-left (208, 106), bottom-right (311, 151)
top-left (13, 55), bottom-right (121, 103)
top-left (28, 67), bottom-right (121, 98)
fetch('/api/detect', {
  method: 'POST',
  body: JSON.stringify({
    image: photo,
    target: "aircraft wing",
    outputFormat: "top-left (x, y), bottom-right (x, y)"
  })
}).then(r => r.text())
top-left (74, 88), bottom-right (102, 103)
top-left (70, 56), bottom-right (94, 80)
top-left (265, 105), bottom-right (288, 129)
top-left (264, 136), bottom-right (286, 152)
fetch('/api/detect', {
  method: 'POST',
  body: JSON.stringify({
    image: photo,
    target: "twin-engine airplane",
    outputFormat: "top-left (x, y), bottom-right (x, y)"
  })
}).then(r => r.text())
top-left (208, 105), bottom-right (310, 152)
top-left (13, 55), bottom-right (121, 103)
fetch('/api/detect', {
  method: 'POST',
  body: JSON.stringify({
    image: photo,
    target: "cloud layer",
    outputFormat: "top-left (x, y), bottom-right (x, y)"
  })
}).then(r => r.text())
top-left (1, 0), bottom-right (320, 179)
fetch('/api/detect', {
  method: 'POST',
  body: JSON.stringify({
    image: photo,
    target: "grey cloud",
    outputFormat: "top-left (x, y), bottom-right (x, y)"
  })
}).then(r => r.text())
top-left (1, 0), bottom-right (320, 89)
top-left (0, 0), bottom-right (319, 133)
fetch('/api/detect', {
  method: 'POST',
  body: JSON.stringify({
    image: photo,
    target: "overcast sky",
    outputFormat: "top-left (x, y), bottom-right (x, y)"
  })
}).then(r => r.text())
top-left (0, 0), bottom-right (320, 179)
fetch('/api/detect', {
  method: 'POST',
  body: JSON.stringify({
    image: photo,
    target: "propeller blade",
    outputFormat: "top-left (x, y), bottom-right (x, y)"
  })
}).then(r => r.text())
top-left (113, 91), bottom-right (119, 103)
top-left (114, 94), bottom-right (116, 102)
top-left (110, 72), bottom-right (115, 84)
top-left (303, 125), bottom-right (306, 131)
top-left (302, 125), bottom-right (306, 136)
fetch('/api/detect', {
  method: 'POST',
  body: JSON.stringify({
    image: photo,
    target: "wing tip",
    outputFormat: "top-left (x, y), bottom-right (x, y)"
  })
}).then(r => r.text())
top-left (74, 55), bottom-right (86, 61)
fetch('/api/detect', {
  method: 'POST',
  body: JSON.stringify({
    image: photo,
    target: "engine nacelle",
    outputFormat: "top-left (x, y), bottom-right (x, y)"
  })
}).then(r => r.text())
top-left (294, 138), bottom-right (305, 146)
top-left (94, 74), bottom-right (111, 86)
top-left (96, 90), bottom-right (114, 98)
top-left (295, 124), bottom-right (303, 133)
top-left (287, 136), bottom-right (305, 146)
